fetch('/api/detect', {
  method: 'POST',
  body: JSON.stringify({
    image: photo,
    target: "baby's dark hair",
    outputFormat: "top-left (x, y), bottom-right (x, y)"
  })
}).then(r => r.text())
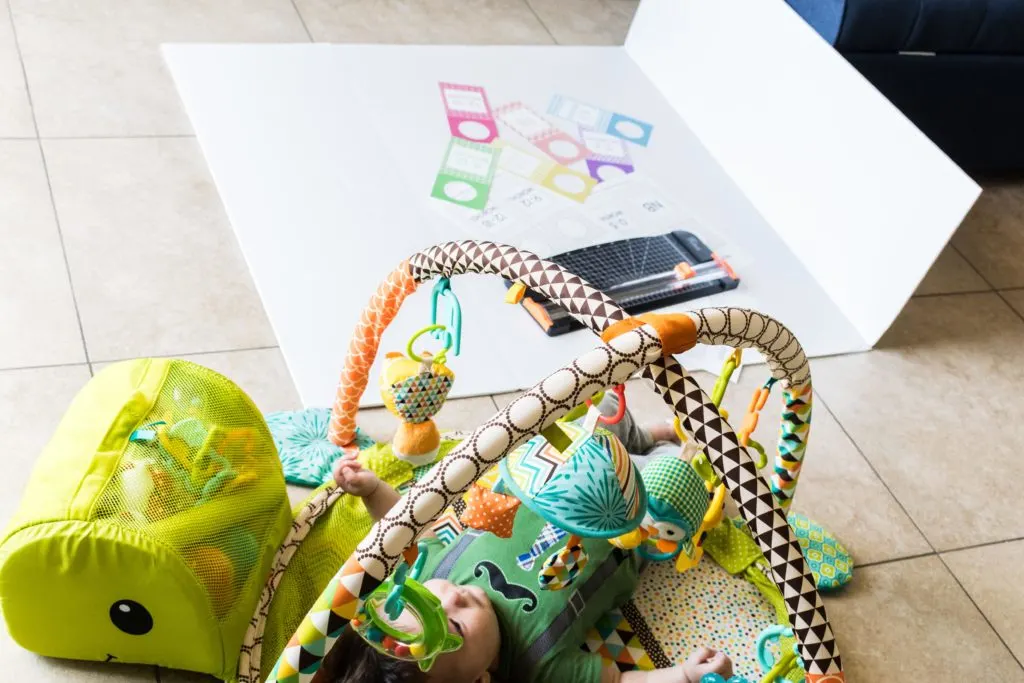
top-left (319, 626), bottom-right (428, 683)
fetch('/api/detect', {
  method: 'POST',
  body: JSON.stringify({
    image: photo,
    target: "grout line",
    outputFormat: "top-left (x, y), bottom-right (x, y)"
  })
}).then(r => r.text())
top-left (521, 0), bottom-right (559, 44)
top-left (938, 534), bottom-right (1024, 557)
top-left (818, 386), bottom-right (1023, 670)
top-left (911, 288), bottom-right (995, 299)
top-left (937, 553), bottom-right (1024, 671)
top-left (995, 289), bottom-right (1024, 324)
top-left (855, 550), bottom-right (937, 569)
top-left (88, 344), bottom-right (281, 365)
top-left (812, 392), bottom-right (939, 555)
top-left (0, 345), bottom-right (280, 375)
top-left (6, 2), bottom-right (93, 369)
top-left (816, 389), bottom-right (1024, 672)
top-left (949, 242), bottom-right (1024, 325)
top-left (0, 359), bottom-right (91, 374)
top-left (288, 0), bottom-right (315, 41)
top-left (0, 134), bottom-right (196, 141)
top-left (950, 242), bottom-right (996, 288)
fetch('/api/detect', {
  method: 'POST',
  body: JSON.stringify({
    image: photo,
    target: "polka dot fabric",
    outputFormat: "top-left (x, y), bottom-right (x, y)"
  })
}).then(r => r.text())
top-left (632, 560), bottom-right (776, 679)
top-left (459, 484), bottom-right (521, 538)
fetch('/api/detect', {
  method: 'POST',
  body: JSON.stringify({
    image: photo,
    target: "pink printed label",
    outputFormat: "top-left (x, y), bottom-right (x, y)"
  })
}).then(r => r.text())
top-left (439, 82), bottom-right (499, 143)
top-left (495, 102), bottom-right (592, 166)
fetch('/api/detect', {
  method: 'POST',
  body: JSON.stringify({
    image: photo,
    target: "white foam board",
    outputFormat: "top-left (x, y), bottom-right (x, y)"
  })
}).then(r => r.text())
top-left (163, 0), bottom-right (979, 408)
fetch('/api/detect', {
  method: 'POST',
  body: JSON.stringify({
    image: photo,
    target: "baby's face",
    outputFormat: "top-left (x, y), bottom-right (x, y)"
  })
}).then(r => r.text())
top-left (421, 579), bottom-right (501, 682)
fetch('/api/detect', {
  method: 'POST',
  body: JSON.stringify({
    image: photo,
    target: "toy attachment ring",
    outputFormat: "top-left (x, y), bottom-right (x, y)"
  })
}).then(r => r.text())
top-left (407, 324), bottom-right (453, 365)
top-left (756, 625), bottom-right (802, 683)
top-left (584, 384), bottom-right (627, 425)
top-left (352, 542), bottom-right (463, 672)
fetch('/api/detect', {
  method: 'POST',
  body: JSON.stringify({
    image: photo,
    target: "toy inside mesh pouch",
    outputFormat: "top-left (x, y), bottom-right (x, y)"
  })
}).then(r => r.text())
top-left (0, 359), bottom-right (293, 681)
top-left (266, 242), bottom-right (851, 683)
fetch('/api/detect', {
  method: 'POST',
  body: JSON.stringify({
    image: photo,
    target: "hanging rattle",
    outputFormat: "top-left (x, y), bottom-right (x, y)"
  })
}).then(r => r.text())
top-left (379, 325), bottom-right (456, 467)
top-left (351, 542), bottom-right (463, 671)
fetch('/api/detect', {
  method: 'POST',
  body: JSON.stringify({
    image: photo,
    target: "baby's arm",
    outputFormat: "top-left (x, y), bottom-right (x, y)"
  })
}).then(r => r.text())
top-left (332, 453), bottom-right (438, 540)
top-left (332, 453), bottom-right (400, 522)
top-left (602, 648), bottom-right (733, 683)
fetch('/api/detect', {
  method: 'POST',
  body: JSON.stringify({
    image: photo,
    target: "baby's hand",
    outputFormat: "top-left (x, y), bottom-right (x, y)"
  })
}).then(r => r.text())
top-left (681, 647), bottom-right (733, 683)
top-left (332, 452), bottom-right (380, 498)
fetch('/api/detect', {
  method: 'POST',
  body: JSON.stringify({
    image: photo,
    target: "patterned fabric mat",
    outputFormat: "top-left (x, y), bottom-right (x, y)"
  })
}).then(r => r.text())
top-left (582, 559), bottom-right (778, 679)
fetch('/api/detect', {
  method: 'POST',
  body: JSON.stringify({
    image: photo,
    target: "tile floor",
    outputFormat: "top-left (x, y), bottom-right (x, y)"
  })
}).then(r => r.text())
top-left (1, 0), bottom-right (1023, 680)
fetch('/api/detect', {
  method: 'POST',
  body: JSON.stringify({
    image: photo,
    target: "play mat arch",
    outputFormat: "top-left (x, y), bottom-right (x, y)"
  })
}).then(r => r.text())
top-left (265, 241), bottom-right (845, 683)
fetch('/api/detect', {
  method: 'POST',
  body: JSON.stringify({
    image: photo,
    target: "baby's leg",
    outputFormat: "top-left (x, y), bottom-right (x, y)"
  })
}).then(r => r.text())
top-left (628, 441), bottom-right (681, 472)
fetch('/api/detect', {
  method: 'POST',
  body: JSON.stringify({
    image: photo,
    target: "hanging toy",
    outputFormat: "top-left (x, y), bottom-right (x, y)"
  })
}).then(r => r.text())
top-left (380, 325), bottom-right (456, 467)
top-left (756, 625), bottom-right (804, 682)
top-left (498, 385), bottom-right (646, 590)
top-left (352, 542), bottom-right (463, 671)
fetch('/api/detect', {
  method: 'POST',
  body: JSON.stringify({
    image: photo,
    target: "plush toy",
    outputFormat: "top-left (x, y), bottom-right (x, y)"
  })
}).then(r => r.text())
top-left (498, 396), bottom-right (646, 591)
top-left (379, 325), bottom-right (456, 467)
top-left (610, 455), bottom-right (726, 574)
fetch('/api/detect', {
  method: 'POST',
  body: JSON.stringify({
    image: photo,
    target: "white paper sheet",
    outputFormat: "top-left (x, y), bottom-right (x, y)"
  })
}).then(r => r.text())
top-left (162, 0), bottom-right (978, 408)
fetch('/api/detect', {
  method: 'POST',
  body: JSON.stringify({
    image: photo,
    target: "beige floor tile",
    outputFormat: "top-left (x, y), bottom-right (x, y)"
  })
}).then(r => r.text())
top-left (823, 556), bottom-right (1024, 681)
top-left (1002, 288), bottom-right (1024, 319)
top-left (294, 0), bottom-right (554, 44)
top-left (92, 348), bottom-right (300, 414)
top-left (0, 1), bottom-right (34, 137)
top-left (9, 0), bottom-right (308, 137)
top-left (0, 364), bottom-right (91, 525)
top-left (944, 540), bottom-right (1024, 663)
top-left (357, 395), bottom-right (498, 444)
top-left (0, 141), bottom-right (85, 368)
top-left (526, 0), bottom-right (638, 45)
top-left (706, 369), bottom-right (930, 566)
top-left (813, 293), bottom-right (1024, 551)
top-left (42, 137), bottom-right (276, 361)
top-left (914, 245), bottom-right (989, 296)
top-left (952, 183), bottom-right (1024, 289)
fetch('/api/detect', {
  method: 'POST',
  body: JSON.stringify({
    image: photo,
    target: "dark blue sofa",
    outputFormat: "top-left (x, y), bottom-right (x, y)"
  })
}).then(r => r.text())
top-left (786, 0), bottom-right (1024, 176)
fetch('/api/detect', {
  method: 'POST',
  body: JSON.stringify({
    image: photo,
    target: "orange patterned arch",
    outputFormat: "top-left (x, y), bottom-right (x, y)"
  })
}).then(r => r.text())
top-left (328, 262), bottom-right (418, 446)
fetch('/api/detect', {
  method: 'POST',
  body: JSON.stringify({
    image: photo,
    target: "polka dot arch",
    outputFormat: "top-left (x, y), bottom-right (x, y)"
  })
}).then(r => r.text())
top-left (264, 242), bottom-right (844, 683)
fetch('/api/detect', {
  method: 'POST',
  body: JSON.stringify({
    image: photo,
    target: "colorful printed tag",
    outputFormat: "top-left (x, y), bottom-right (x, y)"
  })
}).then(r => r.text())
top-left (494, 139), bottom-right (596, 203)
top-left (580, 129), bottom-right (635, 182)
top-left (439, 82), bottom-right (499, 143)
top-left (431, 138), bottom-right (501, 210)
top-left (494, 102), bottom-right (591, 166)
top-left (549, 95), bottom-right (654, 147)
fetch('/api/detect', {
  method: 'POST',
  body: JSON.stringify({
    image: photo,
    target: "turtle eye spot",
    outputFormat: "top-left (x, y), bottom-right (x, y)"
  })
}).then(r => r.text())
top-left (109, 600), bottom-right (153, 635)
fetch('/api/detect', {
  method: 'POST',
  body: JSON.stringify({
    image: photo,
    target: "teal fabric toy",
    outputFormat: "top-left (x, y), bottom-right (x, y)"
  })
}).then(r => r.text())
top-left (636, 455), bottom-right (710, 564)
top-left (787, 511), bottom-right (853, 591)
top-left (499, 421), bottom-right (646, 539)
top-left (266, 408), bottom-right (374, 487)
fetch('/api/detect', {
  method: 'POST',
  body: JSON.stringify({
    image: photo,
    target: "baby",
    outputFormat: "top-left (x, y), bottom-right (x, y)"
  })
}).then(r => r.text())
top-left (321, 396), bottom-right (733, 683)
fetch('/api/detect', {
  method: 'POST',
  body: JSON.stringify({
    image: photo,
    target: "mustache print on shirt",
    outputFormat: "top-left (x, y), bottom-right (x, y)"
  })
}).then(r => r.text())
top-left (473, 560), bottom-right (538, 613)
